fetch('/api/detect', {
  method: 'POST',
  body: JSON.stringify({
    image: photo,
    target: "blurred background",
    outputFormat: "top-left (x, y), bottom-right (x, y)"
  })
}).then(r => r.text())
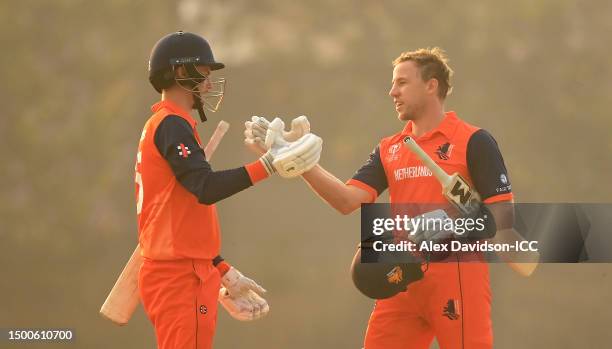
top-left (1, 0), bottom-right (612, 348)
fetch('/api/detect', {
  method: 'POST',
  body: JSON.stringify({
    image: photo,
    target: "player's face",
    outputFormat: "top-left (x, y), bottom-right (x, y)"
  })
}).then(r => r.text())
top-left (389, 61), bottom-right (428, 121)
top-left (194, 65), bottom-right (212, 93)
top-left (178, 64), bottom-right (225, 113)
top-left (175, 65), bottom-right (212, 94)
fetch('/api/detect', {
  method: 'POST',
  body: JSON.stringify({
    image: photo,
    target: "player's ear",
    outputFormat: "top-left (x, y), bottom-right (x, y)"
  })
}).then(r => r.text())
top-left (426, 78), bottom-right (439, 96)
top-left (174, 65), bottom-right (187, 78)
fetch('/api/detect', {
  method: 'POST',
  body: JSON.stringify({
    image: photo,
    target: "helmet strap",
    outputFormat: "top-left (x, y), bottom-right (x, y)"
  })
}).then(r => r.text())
top-left (193, 91), bottom-right (207, 122)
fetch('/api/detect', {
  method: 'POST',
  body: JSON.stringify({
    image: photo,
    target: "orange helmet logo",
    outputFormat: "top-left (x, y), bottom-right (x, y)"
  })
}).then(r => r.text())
top-left (386, 266), bottom-right (403, 284)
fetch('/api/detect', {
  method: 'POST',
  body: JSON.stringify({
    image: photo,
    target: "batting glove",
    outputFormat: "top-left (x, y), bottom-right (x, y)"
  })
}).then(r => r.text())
top-left (409, 209), bottom-right (454, 245)
top-left (218, 287), bottom-right (270, 321)
top-left (221, 267), bottom-right (267, 298)
top-left (244, 115), bottom-right (311, 155)
top-left (409, 205), bottom-right (497, 243)
top-left (259, 118), bottom-right (322, 178)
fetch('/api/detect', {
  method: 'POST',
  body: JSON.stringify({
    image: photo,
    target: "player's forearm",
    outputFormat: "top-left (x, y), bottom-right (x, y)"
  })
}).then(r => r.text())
top-left (178, 161), bottom-right (268, 205)
top-left (301, 165), bottom-right (362, 215)
top-left (490, 228), bottom-right (539, 277)
top-left (486, 202), bottom-right (539, 276)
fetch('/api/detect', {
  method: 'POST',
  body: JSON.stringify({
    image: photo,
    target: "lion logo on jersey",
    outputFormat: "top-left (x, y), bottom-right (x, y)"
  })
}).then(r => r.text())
top-left (435, 142), bottom-right (454, 160)
top-left (386, 266), bottom-right (403, 284)
top-left (443, 299), bottom-right (461, 320)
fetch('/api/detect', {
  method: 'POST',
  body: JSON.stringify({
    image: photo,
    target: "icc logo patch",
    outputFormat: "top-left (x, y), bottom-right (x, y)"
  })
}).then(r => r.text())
top-left (389, 143), bottom-right (401, 155)
top-left (386, 143), bottom-right (402, 162)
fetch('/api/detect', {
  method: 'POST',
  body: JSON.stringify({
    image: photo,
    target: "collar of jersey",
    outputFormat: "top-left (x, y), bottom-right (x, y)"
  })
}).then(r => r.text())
top-left (401, 111), bottom-right (459, 140)
top-left (151, 100), bottom-right (197, 128)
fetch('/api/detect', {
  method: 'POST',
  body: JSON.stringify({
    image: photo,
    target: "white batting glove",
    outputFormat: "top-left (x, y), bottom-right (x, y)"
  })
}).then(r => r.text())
top-left (258, 118), bottom-right (322, 178)
top-left (244, 116), bottom-right (270, 155)
top-left (283, 115), bottom-right (311, 142)
top-left (221, 267), bottom-right (267, 298)
top-left (244, 115), bottom-right (311, 155)
top-left (218, 287), bottom-right (270, 321)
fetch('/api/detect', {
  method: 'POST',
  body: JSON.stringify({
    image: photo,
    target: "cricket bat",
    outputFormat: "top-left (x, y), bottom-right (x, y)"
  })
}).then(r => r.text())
top-left (402, 136), bottom-right (480, 215)
top-left (100, 120), bottom-right (230, 326)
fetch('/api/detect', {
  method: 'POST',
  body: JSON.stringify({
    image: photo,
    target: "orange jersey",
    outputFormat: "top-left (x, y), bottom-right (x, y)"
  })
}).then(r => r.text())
top-left (348, 111), bottom-right (513, 205)
top-left (135, 100), bottom-right (220, 260)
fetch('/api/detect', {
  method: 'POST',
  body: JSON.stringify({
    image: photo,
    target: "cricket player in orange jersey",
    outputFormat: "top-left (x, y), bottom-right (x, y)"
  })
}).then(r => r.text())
top-left (137, 31), bottom-right (322, 349)
top-left (245, 48), bottom-right (536, 349)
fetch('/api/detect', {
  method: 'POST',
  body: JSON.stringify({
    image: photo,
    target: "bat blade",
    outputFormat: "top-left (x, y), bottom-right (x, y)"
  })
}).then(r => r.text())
top-left (100, 246), bottom-right (142, 325)
top-left (442, 173), bottom-right (481, 214)
top-left (402, 136), bottom-right (480, 214)
top-left (100, 120), bottom-right (230, 326)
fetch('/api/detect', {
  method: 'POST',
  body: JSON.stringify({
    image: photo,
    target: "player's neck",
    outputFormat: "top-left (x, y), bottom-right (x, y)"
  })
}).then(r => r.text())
top-left (161, 89), bottom-right (192, 113)
top-left (411, 104), bottom-right (445, 137)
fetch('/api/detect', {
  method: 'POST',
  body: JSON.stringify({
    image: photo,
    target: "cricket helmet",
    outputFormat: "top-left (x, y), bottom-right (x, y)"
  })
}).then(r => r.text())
top-left (350, 245), bottom-right (424, 299)
top-left (148, 31), bottom-right (226, 121)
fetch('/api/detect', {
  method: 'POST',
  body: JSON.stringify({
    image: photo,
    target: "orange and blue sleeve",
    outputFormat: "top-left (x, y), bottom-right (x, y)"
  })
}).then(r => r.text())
top-left (155, 115), bottom-right (269, 205)
top-left (466, 129), bottom-right (514, 203)
top-left (347, 145), bottom-right (388, 203)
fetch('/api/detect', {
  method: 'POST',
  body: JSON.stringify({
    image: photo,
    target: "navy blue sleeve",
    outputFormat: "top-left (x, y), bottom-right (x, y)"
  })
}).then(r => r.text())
top-left (351, 145), bottom-right (388, 197)
top-left (466, 129), bottom-right (512, 201)
top-left (154, 115), bottom-right (253, 205)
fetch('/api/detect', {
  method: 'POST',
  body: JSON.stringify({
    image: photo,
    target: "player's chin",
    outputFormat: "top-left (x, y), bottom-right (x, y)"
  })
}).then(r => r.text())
top-left (398, 112), bottom-right (413, 121)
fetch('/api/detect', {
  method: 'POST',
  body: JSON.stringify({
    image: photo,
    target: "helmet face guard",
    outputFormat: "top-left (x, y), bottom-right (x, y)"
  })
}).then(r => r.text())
top-left (175, 63), bottom-right (226, 121)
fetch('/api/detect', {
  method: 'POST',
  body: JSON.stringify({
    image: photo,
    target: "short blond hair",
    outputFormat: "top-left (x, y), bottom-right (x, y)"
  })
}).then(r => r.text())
top-left (393, 47), bottom-right (454, 99)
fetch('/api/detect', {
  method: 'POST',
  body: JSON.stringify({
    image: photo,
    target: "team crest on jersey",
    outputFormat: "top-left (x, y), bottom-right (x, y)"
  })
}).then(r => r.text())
top-left (177, 143), bottom-right (191, 158)
top-left (436, 142), bottom-right (454, 160)
top-left (386, 143), bottom-right (402, 162)
top-left (386, 266), bottom-right (403, 284)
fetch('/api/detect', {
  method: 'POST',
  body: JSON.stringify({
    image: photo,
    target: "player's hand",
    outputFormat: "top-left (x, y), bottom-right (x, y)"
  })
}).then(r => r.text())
top-left (459, 202), bottom-right (497, 239)
top-left (282, 115), bottom-right (310, 141)
top-left (409, 209), bottom-right (454, 245)
top-left (221, 267), bottom-right (267, 298)
top-left (244, 115), bottom-right (311, 155)
top-left (244, 116), bottom-right (270, 155)
top-left (259, 118), bottom-right (322, 178)
top-left (409, 205), bottom-right (497, 244)
top-left (218, 287), bottom-right (270, 321)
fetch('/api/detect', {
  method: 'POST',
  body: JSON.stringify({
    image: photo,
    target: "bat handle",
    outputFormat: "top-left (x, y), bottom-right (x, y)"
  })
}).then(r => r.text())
top-left (402, 136), bottom-right (451, 186)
